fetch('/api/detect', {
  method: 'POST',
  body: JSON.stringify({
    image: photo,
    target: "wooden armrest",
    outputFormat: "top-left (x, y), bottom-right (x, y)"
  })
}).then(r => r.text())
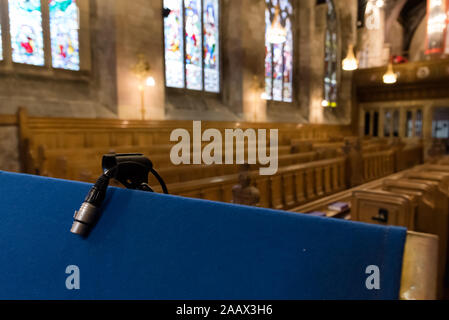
top-left (400, 231), bottom-right (438, 300)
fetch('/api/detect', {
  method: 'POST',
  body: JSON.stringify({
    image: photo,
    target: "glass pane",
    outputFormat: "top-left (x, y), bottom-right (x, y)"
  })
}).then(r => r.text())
top-left (185, 0), bottom-right (202, 90)
top-left (264, 8), bottom-right (273, 100)
top-left (282, 18), bottom-right (293, 102)
top-left (324, 0), bottom-right (338, 107)
top-left (272, 43), bottom-right (283, 101)
top-left (393, 110), bottom-right (399, 137)
top-left (433, 121), bottom-right (449, 138)
top-left (9, 0), bottom-right (45, 66)
top-left (364, 112), bottom-right (371, 136)
top-left (406, 111), bottom-right (413, 137)
top-left (265, 0), bottom-right (293, 102)
top-left (203, 0), bottom-right (219, 93)
top-left (164, 0), bottom-right (185, 88)
top-left (426, 0), bottom-right (447, 53)
top-left (373, 112), bottom-right (379, 137)
top-left (0, 20), bottom-right (3, 60)
top-left (415, 109), bottom-right (423, 137)
top-left (384, 111), bottom-right (391, 137)
top-left (49, 0), bottom-right (80, 70)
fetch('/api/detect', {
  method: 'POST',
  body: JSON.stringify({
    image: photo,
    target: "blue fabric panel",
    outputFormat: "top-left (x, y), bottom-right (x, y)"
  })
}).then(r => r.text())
top-left (0, 171), bottom-right (406, 300)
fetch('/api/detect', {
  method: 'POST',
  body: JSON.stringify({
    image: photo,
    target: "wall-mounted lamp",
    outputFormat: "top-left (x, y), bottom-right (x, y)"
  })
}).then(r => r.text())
top-left (342, 44), bottom-right (358, 71)
top-left (383, 59), bottom-right (397, 84)
top-left (375, 0), bottom-right (385, 8)
top-left (146, 76), bottom-right (156, 87)
top-left (267, 5), bottom-right (287, 44)
top-left (132, 54), bottom-right (156, 120)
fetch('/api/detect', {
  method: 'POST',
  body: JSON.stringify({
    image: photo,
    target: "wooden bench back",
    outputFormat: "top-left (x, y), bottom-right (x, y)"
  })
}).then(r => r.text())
top-left (352, 189), bottom-right (417, 229)
top-left (17, 108), bottom-right (352, 173)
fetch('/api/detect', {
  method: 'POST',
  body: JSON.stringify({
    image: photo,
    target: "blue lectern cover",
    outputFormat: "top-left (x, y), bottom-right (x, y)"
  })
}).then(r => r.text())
top-left (0, 171), bottom-right (406, 300)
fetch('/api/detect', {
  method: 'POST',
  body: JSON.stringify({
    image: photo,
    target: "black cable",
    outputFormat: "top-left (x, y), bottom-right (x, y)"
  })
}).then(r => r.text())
top-left (71, 156), bottom-right (169, 237)
top-left (150, 167), bottom-right (169, 195)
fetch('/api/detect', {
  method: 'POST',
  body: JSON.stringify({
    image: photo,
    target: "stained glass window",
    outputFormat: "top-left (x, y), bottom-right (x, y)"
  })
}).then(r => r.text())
top-left (164, 0), bottom-right (184, 88)
top-left (426, 0), bottom-right (447, 54)
top-left (264, 0), bottom-right (294, 103)
top-left (9, 0), bottom-right (45, 66)
top-left (164, 0), bottom-right (220, 93)
top-left (49, 0), bottom-right (80, 70)
top-left (203, 0), bottom-right (220, 93)
top-left (323, 0), bottom-right (338, 108)
top-left (0, 18), bottom-right (3, 61)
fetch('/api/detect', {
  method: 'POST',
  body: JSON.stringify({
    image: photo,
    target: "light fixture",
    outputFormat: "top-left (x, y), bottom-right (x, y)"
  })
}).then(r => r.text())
top-left (383, 60), bottom-right (397, 84)
top-left (131, 54), bottom-right (153, 120)
top-left (260, 92), bottom-right (269, 100)
top-left (321, 100), bottom-right (329, 108)
top-left (342, 44), bottom-right (358, 71)
top-left (146, 76), bottom-right (156, 87)
top-left (266, 5), bottom-right (287, 44)
top-left (375, 0), bottom-right (385, 8)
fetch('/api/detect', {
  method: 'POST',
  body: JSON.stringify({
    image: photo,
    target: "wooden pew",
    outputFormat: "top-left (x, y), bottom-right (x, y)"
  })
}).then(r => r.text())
top-left (152, 157), bottom-right (347, 210)
top-left (291, 165), bottom-right (449, 299)
top-left (16, 108), bottom-right (352, 174)
top-left (36, 145), bottom-right (319, 184)
top-left (381, 178), bottom-right (448, 297)
top-left (352, 189), bottom-right (417, 229)
top-left (34, 144), bottom-right (294, 177)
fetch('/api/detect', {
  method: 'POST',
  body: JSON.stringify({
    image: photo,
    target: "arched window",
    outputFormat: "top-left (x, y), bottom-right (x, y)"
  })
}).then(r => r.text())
top-left (4, 0), bottom-right (80, 70)
top-left (264, 0), bottom-right (294, 103)
top-left (322, 0), bottom-right (338, 108)
top-left (163, 0), bottom-right (220, 93)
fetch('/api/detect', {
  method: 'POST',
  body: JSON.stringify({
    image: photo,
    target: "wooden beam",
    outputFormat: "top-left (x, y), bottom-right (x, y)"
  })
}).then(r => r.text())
top-left (0, 114), bottom-right (17, 126)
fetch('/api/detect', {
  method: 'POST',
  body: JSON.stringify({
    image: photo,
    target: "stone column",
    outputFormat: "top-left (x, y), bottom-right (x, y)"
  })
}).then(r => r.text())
top-left (115, 0), bottom-right (165, 120)
top-left (309, 3), bottom-right (326, 124)
top-left (222, 0), bottom-right (266, 121)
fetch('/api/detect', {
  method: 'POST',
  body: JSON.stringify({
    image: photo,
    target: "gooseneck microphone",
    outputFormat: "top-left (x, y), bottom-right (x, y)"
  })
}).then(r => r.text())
top-left (71, 154), bottom-right (168, 237)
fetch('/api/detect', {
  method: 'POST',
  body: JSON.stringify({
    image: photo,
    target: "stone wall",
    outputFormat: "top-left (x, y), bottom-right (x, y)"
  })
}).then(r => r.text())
top-left (0, 0), bottom-right (358, 124)
top-left (0, 0), bottom-right (361, 172)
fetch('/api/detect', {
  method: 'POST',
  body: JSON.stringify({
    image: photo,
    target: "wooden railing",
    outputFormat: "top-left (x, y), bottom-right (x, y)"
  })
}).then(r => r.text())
top-left (363, 150), bottom-right (395, 182)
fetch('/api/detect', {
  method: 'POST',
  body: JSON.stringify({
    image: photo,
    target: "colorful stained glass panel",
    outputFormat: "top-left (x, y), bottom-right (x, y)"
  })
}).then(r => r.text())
top-left (323, 0), bottom-right (338, 107)
top-left (9, 0), bottom-right (45, 66)
top-left (203, 0), bottom-right (219, 93)
top-left (0, 22), bottom-right (3, 61)
top-left (164, 0), bottom-right (184, 88)
top-left (272, 43), bottom-right (283, 101)
top-left (49, 0), bottom-right (80, 70)
top-left (264, 0), bottom-right (294, 103)
top-left (264, 8), bottom-right (273, 100)
top-left (185, 0), bottom-right (202, 91)
top-left (164, 0), bottom-right (220, 92)
top-left (283, 18), bottom-right (293, 102)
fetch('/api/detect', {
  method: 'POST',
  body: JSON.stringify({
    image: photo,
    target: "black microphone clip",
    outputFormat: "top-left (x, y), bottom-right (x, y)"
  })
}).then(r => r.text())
top-left (71, 154), bottom-right (168, 237)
